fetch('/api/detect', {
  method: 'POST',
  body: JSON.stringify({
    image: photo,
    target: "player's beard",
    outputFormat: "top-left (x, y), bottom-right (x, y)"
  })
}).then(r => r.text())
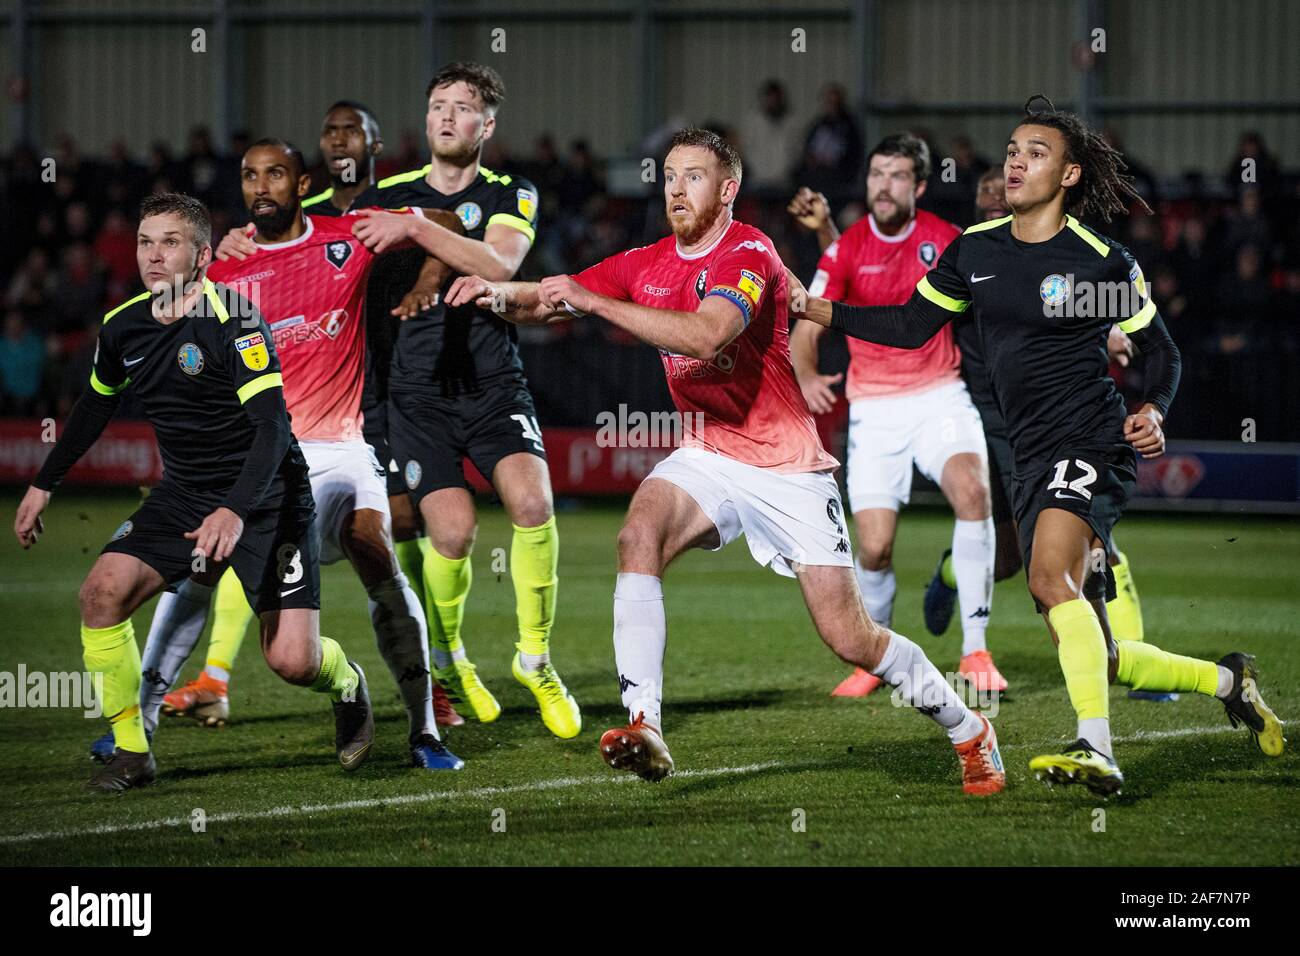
top-left (669, 197), bottom-right (722, 246)
top-left (432, 133), bottom-right (481, 167)
top-left (251, 200), bottom-right (298, 238)
top-left (871, 194), bottom-right (910, 232)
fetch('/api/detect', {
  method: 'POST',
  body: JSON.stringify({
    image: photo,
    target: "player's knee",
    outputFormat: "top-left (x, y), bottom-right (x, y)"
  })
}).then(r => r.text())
top-left (265, 646), bottom-right (317, 686)
top-left (509, 496), bottom-right (553, 530)
top-left (949, 476), bottom-right (991, 519)
top-left (1027, 564), bottom-right (1079, 609)
top-left (856, 540), bottom-right (892, 572)
top-left (616, 520), bottom-right (662, 572)
top-left (79, 576), bottom-right (128, 627)
top-left (427, 524), bottom-right (476, 560)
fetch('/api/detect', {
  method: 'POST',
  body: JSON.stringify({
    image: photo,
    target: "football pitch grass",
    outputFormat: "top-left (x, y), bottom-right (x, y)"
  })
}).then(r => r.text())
top-left (1, 492), bottom-right (1296, 867)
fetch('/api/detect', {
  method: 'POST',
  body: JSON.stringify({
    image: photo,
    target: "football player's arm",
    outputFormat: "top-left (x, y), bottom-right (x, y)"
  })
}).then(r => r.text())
top-left (1121, 311), bottom-right (1181, 460)
top-left (539, 274), bottom-right (744, 360)
top-left (361, 210), bottom-right (531, 282)
top-left (443, 278), bottom-right (568, 325)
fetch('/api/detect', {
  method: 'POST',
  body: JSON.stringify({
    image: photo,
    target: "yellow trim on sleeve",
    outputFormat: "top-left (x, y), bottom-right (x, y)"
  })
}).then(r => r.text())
top-left (1118, 298), bottom-right (1157, 334)
top-left (90, 368), bottom-right (129, 396)
top-left (237, 372), bottom-right (283, 404)
top-left (916, 274), bottom-right (971, 313)
top-left (486, 212), bottom-right (535, 241)
top-left (1066, 215), bottom-right (1112, 257)
top-left (963, 214), bottom-right (1013, 235)
top-left (480, 166), bottom-right (513, 186)
top-left (102, 292), bottom-right (151, 324)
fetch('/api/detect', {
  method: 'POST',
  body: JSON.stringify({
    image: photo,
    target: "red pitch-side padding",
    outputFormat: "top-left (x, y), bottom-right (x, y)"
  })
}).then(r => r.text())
top-left (0, 419), bottom-right (672, 496)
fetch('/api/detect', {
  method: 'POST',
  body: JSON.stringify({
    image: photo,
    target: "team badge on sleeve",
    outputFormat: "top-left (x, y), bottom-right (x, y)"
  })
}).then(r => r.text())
top-left (737, 268), bottom-right (766, 307)
top-left (235, 332), bottom-right (270, 371)
top-left (517, 189), bottom-right (538, 221)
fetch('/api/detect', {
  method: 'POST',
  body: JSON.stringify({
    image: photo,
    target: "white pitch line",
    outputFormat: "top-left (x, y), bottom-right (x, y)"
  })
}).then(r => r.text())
top-left (0, 761), bottom-right (782, 847)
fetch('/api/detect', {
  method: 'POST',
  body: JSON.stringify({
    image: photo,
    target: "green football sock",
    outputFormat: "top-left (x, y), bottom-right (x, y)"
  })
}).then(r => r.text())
top-left (423, 544), bottom-right (472, 662)
top-left (83, 619), bottom-right (149, 753)
top-left (1116, 639), bottom-right (1220, 697)
top-left (1106, 550), bottom-right (1144, 642)
top-left (309, 636), bottom-right (358, 702)
top-left (395, 537), bottom-right (429, 611)
top-left (1048, 599), bottom-right (1110, 722)
top-left (205, 567), bottom-right (253, 678)
top-left (511, 517), bottom-right (558, 657)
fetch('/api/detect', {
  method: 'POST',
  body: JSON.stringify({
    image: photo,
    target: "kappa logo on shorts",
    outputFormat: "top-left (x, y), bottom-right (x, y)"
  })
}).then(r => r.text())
top-left (176, 342), bottom-right (204, 375)
top-left (917, 241), bottom-right (938, 267)
top-left (404, 460), bottom-right (422, 490)
top-left (110, 520), bottom-right (133, 541)
top-left (324, 240), bottom-right (354, 270)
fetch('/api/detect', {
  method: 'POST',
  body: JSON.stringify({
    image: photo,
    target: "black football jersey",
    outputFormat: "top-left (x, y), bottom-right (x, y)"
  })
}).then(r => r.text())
top-left (90, 280), bottom-right (306, 495)
top-left (842, 214), bottom-right (1160, 477)
top-left (364, 165), bottom-right (539, 394)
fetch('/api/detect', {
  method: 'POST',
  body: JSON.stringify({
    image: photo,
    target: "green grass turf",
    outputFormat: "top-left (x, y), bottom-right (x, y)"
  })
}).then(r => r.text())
top-left (1, 491), bottom-right (1297, 866)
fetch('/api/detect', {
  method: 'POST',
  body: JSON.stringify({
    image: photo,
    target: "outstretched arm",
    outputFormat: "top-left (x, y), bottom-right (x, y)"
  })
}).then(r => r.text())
top-left (444, 276), bottom-right (571, 325)
top-left (790, 269), bottom-right (957, 348)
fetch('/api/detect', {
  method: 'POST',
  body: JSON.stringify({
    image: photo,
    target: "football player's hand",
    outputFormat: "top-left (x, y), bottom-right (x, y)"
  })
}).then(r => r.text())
top-left (798, 371), bottom-right (843, 415)
top-left (351, 209), bottom-right (413, 254)
top-left (391, 286), bottom-right (440, 319)
top-left (14, 485), bottom-right (50, 549)
top-left (1108, 326), bottom-right (1135, 367)
top-left (216, 226), bottom-right (258, 262)
top-left (787, 188), bottom-right (831, 232)
top-left (1124, 404), bottom-right (1165, 459)
top-left (446, 275), bottom-right (506, 311)
top-left (186, 507), bottom-right (244, 564)
top-left (538, 275), bottom-right (593, 316)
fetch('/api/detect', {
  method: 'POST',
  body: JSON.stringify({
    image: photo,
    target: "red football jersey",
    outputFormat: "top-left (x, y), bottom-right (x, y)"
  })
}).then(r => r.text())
top-left (207, 212), bottom-right (411, 442)
top-left (576, 219), bottom-right (836, 473)
top-left (809, 209), bottom-right (962, 400)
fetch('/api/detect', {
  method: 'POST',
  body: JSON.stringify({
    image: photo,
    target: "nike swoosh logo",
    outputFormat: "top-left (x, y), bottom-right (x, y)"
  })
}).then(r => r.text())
top-left (123, 356), bottom-right (146, 366)
top-left (971, 274), bottom-right (996, 283)
top-left (1054, 490), bottom-right (1082, 501)
top-left (279, 585), bottom-right (305, 597)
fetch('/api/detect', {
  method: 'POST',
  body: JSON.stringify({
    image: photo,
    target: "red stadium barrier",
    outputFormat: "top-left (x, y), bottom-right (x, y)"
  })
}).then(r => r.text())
top-left (0, 419), bottom-right (667, 496)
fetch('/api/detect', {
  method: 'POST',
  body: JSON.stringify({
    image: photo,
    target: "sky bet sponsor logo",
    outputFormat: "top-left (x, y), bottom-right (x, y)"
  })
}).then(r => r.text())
top-left (50, 886), bottom-right (151, 936)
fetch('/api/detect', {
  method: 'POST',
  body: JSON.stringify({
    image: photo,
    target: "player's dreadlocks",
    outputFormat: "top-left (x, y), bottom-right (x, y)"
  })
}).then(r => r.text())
top-left (1019, 94), bottom-right (1151, 222)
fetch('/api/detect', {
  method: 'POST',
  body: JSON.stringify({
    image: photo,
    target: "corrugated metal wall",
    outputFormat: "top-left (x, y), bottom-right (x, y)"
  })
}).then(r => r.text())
top-left (12, 0), bottom-right (1296, 176)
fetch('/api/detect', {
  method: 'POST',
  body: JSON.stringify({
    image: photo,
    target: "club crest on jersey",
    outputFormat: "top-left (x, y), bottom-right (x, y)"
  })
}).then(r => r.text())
top-left (177, 342), bottom-right (204, 375)
top-left (1039, 273), bottom-right (1071, 307)
top-left (234, 332), bottom-right (270, 371)
top-left (456, 202), bottom-right (483, 230)
top-left (110, 520), bottom-right (133, 541)
top-left (324, 240), bottom-right (353, 270)
top-left (917, 241), bottom-right (938, 267)
top-left (695, 268), bottom-right (709, 301)
top-left (404, 460), bottom-right (422, 490)
top-left (516, 189), bottom-right (537, 221)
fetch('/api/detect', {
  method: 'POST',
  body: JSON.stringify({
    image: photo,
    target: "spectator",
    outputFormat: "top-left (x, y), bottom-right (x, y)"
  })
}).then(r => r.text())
top-left (0, 310), bottom-right (45, 416)
top-left (797, 84), bottom-right (863, 208)
top-left (738, 79), bottom-right (802, 196)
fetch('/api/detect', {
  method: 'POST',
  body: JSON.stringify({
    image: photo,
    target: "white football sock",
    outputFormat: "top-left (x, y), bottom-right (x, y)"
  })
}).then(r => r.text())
top-left (952, 518), bottom-right (994, 656)
top-left (368, 573), bottom-right (438, 741)
top-left (1079, 717), bottom-right (1113, 758)
top-left (854, 564), bottom-right (896, 628)
top-left (872, 628), bottom-right (983, 745)
top-left (613, 572), bottom-right (666, 731)
top-left (139, 578), bottom-right (214, 734)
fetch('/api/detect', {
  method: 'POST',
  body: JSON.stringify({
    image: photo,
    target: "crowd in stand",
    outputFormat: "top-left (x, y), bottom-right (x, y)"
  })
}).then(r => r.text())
top-left (3, 81), bottom-right (1298, 441)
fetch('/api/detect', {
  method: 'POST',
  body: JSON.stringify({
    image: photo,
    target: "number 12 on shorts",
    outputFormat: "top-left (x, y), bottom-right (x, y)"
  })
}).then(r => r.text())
top-left (511, 413), bottom-right (545, 452)
top-left (1048, 458), bottom-right (1098, 500)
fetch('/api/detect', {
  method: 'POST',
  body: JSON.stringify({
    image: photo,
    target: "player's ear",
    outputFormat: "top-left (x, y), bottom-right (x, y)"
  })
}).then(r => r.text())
top-left (481, 112), bottom-right (496, 142)
top-left (195, 242), bottom-right (213, 274)
top-left (297, 173), bottom-right (312, 199)
top-left (914, 178), bottom-right (928, 201)
top-left (720, 178), bottom-right (740, 206)
top-left (370, 135), bottom-right (384, 158)
top-left (1061, 162), bottom-right (1082, 190)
